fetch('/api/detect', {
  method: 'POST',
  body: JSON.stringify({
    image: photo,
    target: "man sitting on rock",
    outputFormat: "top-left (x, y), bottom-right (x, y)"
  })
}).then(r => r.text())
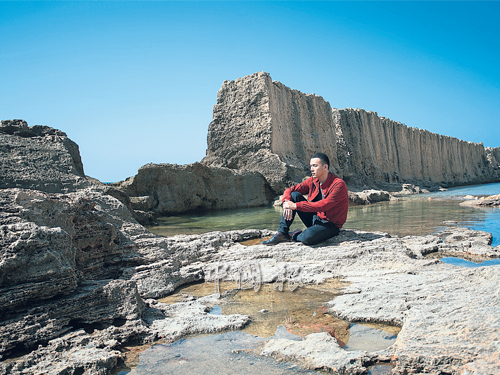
top-left (262, 152), bottom-right (349, 246)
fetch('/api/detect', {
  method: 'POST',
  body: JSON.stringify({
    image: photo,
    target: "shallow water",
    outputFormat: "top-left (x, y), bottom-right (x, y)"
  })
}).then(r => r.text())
top-left (160, 280), bottom-right (352, 344)
top-left (147, 182), bottom-right (500, 246)
top-left (117, 281), bottom-right (401, 374)
top-left (115, 256), bottom-right (484, 374)
top-left (441, 257), bottom-right (500, 268)
top-left (118, 330), bottom-right (318, 375)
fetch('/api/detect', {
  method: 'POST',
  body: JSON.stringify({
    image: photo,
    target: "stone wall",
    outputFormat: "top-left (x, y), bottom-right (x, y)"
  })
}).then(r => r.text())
top-left (203, 72), bottom-right (500, 193)
top-left (335, 108), bottom-right (498, 188)
top-left (203, 72), bottom-right (340, 193)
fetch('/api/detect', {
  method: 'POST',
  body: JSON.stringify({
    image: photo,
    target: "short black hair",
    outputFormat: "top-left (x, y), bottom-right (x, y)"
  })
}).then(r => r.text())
top-left (311, 152), bottom-right (330, 169)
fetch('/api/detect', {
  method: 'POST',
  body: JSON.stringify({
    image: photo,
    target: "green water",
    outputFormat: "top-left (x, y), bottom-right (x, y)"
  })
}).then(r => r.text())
top-left (147, 183), bottom-right (500, 246)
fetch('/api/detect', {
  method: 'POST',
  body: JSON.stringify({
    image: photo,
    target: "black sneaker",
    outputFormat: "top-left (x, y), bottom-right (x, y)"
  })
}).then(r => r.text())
top-left (289, 229), bottom-right (302, 241)
top-left (261, 232), bottom-right (290, 245)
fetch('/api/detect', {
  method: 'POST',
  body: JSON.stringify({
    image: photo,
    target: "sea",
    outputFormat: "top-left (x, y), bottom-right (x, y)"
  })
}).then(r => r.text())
top-left (148, 182), bottom-right (500, 247)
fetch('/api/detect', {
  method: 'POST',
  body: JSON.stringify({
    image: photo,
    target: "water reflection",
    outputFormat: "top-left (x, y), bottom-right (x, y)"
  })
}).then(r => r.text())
top-left (344, 323), bottom-right (400, 351)
top-left (118, 330), bottom-right (318, 375)
top-left (147, 183), bottom-right (500, 246)
top-left (158, 280), bottom-right (400, 352)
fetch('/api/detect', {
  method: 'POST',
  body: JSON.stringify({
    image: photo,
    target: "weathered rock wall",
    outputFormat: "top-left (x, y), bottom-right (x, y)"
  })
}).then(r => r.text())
top-left (486, 146), bottom-right (500, 176)
top-left (336, 108), bottom-right (497, 188)
top-left (203, 72), bottom-right (340, 193)
top-left (203, 72), bottom-right (499, 193)
top-left (114, 162), bottom-right (274, 216)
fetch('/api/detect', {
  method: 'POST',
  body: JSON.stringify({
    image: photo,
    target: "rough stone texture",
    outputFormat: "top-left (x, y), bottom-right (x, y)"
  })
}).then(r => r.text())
top-left (326, 266), bottom-right (500, 375)
top-left (202, 72), bottom-right (500, 194)
top-left (486, 147), bottom-right (500, 176)
top-left (261, 332), bottom-right (377, 374)
top-left (336, 108), bottom-right (498, 189)
top-left (203, 71), bottom-right (340, 193)
top-left (0, 120), bottom-right (89, 193)
top-left (348, 189), bottom-right (392, 205)
top-left (113, 162), bottom-right (274, 216)
top-left (194, 228), bottom-right (500, 375)
top-left (3, 197), bottom-right (500, 375)
top-left (460, 194), bottom-right (500, 207)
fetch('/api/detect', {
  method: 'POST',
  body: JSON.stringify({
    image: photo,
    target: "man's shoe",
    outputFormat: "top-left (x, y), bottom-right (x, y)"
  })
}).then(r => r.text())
top-left (289, 229), bottom-right (302, 241)
top-left (262, 232), bottom-right (290, 245)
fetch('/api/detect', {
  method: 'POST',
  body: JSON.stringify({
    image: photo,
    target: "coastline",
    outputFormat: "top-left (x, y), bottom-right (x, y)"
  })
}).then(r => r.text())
top-left (2, 70), bottom-right (500, 373)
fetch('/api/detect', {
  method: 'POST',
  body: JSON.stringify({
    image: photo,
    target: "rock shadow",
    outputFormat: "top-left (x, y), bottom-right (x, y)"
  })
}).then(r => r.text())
top-left (310, 229), bottom-right (389, 248)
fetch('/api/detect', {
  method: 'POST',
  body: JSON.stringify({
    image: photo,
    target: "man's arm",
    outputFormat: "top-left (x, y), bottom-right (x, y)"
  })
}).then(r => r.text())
top-left (295, 180), bottom-right (347, 213)
top-left (282, 178), bottom-right (313, 202)
top-left (281, 178), bottom-right (313, 220)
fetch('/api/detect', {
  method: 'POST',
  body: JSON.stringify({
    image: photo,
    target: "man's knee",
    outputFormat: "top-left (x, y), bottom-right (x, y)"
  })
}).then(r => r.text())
top-left (296, 231), bottom-right (318, 246)
top-left (290, 191), bottom-right (305, 203)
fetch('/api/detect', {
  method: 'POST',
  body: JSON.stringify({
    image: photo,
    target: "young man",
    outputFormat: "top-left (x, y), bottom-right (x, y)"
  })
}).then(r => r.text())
top-left (262, 152), bottom-right (349, 245)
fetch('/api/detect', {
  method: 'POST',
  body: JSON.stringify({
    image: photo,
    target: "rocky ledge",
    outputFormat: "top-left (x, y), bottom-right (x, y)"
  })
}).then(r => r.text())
top-left (2, 202), bottom-right (499, 374)
top-left (460, 194), bottom-right (500, 208)
top-left (2, 114), bottom-right (499, 374)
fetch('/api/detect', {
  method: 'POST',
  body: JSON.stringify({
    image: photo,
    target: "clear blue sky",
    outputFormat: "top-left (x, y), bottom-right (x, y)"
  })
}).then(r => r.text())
top-left (2, 1), bottom-right (499, 183)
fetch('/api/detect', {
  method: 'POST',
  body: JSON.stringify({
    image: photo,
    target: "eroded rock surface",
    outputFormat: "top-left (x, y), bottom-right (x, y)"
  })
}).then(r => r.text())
top-left (202, 72), bottom-right (500, 193)
top-left (0, 120), bottom-right (89, 193)
top-left (2, 186), bottom-right (500, 374)
top-left (460, 194), bottom-right (500, 208)
top-left (113, 162), bottom-right (274, 217)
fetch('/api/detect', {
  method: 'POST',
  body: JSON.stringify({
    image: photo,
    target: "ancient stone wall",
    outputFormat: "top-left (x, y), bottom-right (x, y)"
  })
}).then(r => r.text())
top-left (486, 147), bottom-right (500, 180)
top-left (335, 108), bottom-right (495, 188)
top-left (203, 72), bottom-right (341, 193)
top-left (203, 72), bottom-right (499, 193)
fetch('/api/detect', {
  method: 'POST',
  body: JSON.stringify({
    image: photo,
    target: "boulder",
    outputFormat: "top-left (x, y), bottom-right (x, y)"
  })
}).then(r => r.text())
top-left (113, 162), bottom-right (274, 215)
top-left (460, 194), bottom-right (500, 207)
top-left (0, 120), bottom-right (89, 193)
top-left (348, 189), bottom-right (392, 205)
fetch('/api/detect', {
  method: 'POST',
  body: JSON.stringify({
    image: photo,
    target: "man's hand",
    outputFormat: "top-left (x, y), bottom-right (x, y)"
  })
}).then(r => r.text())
top-left (282, 200), bottom-right (297, 220)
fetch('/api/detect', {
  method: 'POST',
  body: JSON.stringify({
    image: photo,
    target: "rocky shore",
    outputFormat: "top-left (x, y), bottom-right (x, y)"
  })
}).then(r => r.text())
top-left (460, 194), bottom-right (500, 208)
top-left (2, 73), bottom-right (500, 374)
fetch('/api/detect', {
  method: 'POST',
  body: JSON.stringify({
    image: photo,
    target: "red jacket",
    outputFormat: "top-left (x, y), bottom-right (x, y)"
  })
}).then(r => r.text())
top-left (282, 172), bottom-right (349, 228)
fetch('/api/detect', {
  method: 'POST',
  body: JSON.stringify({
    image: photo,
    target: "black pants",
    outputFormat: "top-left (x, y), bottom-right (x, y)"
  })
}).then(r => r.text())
top-left (278, 191), bottom-right (339, 245)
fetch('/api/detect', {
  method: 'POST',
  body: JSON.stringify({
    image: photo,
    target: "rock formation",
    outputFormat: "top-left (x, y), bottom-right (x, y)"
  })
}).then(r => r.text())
top-left (113, 162), bottom-right (274, 217)
top-left (202, 72), bottom-right (500, 194)
top-left (0, 120), bottom-right (88, 193)
top-left (116, 72), bottom-right (498, 213)
top-left (1, 120), bottom-right (500, 374)
top-left (202, 72), bottom-right (340, 194)
top-left (460, 194), bottom-right (500, 207)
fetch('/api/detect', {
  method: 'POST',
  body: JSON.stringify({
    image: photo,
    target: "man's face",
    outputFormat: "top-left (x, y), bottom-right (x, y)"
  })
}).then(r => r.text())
top-left (310, 158), bottom-right (328, 180)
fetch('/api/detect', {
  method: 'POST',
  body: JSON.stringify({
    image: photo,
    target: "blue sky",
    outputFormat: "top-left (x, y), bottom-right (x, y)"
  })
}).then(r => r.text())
top-left (2, 1), bottom-right (499, 182)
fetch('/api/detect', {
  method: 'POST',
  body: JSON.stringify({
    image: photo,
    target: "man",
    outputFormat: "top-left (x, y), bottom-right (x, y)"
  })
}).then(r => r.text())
top-left (262, 152), bottom-right (349, 246)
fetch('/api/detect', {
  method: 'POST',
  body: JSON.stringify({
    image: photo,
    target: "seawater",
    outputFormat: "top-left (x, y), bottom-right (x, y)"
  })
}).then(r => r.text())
top-left (147, 182), bottom-right (500, 246)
